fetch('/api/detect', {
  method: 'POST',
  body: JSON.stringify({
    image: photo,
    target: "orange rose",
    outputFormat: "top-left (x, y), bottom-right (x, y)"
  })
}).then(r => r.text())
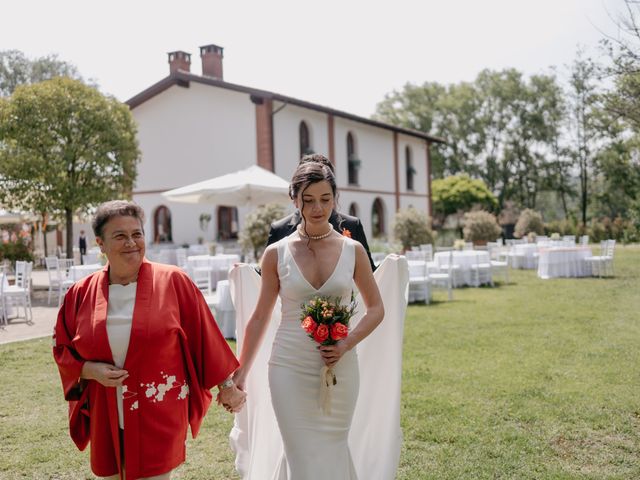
top-left (342, 229), bottom-right (352, 238)
top-left (301, 316), bottom-right (317, 334)
top-left (313, 324), bottom-right (329, 343)
top-left (331, 323), bottom-right (349, 341)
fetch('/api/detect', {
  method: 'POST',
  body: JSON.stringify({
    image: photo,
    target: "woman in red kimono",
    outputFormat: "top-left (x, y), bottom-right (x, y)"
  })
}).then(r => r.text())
top-left (53, 200), bottom-right (245, 480)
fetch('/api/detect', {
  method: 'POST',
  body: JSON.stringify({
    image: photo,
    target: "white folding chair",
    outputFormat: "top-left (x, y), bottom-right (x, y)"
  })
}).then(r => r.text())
top-left (1, 261), bottom-right (33, 324)
top-left (585, 239), bottom-right (615, 277)
top-left (579, 235), bottom-right (589, 246)
top-left (405, 250), bottom-right (427, 262)
top-left (175, 248), bottom-right (188, 270)
top-left (419, 244), bottom-right (434, 261)
top-left (427, 251), bottom-right (453, 301)
top-left (407, 261), bottom-right (430, 304)
top-left (470, 253), bottom-right (493, 287)
top-left (487, 244), bottom-right (509, 284)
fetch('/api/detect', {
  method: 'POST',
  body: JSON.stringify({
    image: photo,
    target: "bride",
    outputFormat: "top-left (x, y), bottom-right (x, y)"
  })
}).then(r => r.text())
top-left (232, 160), bottom-right (384, 479)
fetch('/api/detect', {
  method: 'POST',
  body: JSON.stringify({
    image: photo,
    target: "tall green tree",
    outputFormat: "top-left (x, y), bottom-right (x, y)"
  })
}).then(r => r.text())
top-left (0, 77), bottom-right (139, 257)
top-left (565, 51), bottom-right (602, 225)
top-left (0, 50), bottom-right (85, 97)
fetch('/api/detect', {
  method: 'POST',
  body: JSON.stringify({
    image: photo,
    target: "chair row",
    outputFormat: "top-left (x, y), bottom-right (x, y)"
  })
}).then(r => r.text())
top-left (0, 260), bottom-right (34, 325)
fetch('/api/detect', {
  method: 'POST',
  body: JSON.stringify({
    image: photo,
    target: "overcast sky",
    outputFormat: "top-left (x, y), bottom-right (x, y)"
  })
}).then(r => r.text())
top-left (1, 0), bottom-right (626, 117)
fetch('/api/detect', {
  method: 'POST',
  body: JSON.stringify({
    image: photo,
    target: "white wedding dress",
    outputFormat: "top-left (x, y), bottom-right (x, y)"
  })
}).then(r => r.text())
top-left (229, 239), bottom-right (409, 480)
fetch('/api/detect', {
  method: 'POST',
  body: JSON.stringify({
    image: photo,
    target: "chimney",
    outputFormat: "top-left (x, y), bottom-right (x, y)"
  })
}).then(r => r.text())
top-left (200, 44), bottom-right (224, 79)
top-left (167, 51), bottom-right (191, 74)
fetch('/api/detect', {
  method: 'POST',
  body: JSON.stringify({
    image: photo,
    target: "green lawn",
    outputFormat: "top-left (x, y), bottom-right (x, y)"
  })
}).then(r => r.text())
top-left (1, 246), bottom-right (639, 479)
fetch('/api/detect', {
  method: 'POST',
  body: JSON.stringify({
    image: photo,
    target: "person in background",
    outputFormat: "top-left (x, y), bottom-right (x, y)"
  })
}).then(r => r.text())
top-left (53, 200), bottom-right (245, 480)
top-left (79, 230), bottom-right (87, 264)
top-left (266, 153), bottom-right (377, 271)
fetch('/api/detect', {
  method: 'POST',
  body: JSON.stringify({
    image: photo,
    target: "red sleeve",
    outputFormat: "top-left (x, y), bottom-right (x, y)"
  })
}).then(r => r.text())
top-left (175, 272), bottom-right (239, 437)
top-left (52, 287), bottom-right (87, 401)
top-left (179, 275), bottom-right (239, 388)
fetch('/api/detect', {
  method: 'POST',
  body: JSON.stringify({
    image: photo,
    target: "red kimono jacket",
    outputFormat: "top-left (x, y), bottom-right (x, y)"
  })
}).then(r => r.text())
top-left (53, 259), bottom-right (239, 479)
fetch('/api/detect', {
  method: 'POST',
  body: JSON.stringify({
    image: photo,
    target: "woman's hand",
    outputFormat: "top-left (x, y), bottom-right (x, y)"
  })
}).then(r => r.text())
top-left (232, 369), bottom-right (247, 392)
top-left (81, 361), bottom-right (128, 387)
top-left (319, 340), bottom-right (351, 368)
top-left (217, 385), bottom-right (247, 413)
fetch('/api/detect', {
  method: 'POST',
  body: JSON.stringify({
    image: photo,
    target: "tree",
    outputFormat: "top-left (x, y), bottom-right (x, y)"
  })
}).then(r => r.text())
top-left (565, 51), bottom-right (602, 225)
top-left (239, 203), bottom-right (285, 260)
top-left (392, 207), bottom-right (434, 251)
top-left (0, 50), bottom-right (85, 97)
top-left (431, 174), bottom-right (498, 219)
top-left (0, 77), bottom-right (140, 258)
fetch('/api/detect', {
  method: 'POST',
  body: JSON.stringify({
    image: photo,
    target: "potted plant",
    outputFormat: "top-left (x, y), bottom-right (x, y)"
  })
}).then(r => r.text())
top-left (462, 210), bottom-right (502, 246)
top-left (392, 207), bottom-right (434, 252)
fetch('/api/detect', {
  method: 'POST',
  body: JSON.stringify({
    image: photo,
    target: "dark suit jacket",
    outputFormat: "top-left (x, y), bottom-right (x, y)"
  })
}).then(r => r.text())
top-left (266, 210), bottom-right (377, 271)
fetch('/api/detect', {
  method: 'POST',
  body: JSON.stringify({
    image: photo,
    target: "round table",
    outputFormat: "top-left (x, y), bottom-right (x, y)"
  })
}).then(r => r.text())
top-left (433, 250), bottom-right (491, 286)
top-left (537, 247), bottom-right (592, 279)
top-left (69, 264), bottom-right (103, 282)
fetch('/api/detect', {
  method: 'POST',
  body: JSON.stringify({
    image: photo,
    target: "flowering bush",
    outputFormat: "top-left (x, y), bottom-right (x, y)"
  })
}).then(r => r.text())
top-left (238, 203), bottom-right (285, 260)
top-left (514, 209), bottom-right (545, 238)
top-left (462, 211), bottom-right (502, 243)
top-left (392, 207), bottom-right (434, 251)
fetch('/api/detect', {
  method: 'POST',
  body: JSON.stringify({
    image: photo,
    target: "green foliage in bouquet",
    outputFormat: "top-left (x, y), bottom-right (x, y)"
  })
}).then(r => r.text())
top-left (300, 295), bottom-right (357, 346)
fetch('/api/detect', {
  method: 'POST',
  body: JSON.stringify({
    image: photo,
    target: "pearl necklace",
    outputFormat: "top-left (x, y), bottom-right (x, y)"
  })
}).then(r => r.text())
top-left (297, 225), bottom-right (333, 240)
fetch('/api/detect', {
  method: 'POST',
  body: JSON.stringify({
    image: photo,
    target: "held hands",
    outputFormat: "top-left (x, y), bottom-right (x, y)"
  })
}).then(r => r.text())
top-left (319, 340), bottom-right (350, 368)
top-left (216, 384), bottom-right (247, 413)
top-left (81, 361), bottom-right (128, 387)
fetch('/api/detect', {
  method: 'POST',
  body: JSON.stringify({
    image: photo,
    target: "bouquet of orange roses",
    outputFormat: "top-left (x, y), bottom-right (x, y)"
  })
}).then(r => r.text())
top-left (300, 294), bottom-right (357, 413)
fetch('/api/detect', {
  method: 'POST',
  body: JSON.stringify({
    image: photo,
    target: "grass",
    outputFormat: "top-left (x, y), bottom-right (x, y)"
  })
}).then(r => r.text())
top-left (1, 246), bottom-right (639, 479)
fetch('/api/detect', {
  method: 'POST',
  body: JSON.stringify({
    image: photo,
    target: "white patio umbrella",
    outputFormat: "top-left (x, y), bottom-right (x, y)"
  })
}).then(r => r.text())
top-left (162, 165), bottom-right (291, 207)
top-left (0, 209), bottom-right (33, 225)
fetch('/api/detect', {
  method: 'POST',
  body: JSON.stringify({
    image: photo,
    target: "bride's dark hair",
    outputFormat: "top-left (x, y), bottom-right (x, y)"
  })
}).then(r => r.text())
top-left (290, 160), bottom-right (338, 241)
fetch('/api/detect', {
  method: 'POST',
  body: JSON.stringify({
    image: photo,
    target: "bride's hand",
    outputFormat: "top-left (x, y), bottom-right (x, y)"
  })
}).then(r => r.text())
top-left (232, 369), bottom-right (247, 392)
top-left (319, 340), bottom-right (350, 367)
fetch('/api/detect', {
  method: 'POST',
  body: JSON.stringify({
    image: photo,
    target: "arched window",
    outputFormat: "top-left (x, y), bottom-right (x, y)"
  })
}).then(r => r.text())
top-left (371, 198), bottom-right (385, 237)
top-left (217, 206), bottom-right (238, 241)
top-left (348, 202), bottom-right (359, 218)
top-left (153, 206), bottom-right (172, 243)
top-left (347, 132), bottom-right (360, 185)
top-left (405, 146), bottom-right (415, 191)
top-left (299, 121), bottom-right (312, 157)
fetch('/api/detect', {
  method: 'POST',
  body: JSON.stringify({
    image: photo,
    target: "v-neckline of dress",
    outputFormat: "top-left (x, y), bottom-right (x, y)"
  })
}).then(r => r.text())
top-left (287, 238), bottom-right (347, 292)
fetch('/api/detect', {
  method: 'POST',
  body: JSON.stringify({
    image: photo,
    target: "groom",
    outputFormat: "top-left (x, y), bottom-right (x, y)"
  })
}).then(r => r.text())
top-left (266, 153), bottom-right (376, 271)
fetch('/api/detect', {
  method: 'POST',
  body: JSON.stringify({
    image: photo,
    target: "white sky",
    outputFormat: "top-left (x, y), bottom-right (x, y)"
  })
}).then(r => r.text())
top-left (1, 0), bottom-right (626, 118)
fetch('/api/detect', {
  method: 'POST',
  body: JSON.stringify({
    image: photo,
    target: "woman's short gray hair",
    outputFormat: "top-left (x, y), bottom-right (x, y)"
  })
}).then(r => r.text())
top-left (92, 200), bottom-right (145, 238)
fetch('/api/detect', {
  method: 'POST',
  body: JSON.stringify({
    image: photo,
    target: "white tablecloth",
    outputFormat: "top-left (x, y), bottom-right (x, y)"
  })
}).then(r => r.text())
top-left (187, 254), bottom-right (241, 289)
top-left (212, 280), bottom-right (235, 338)
top-left (69, 264), bottom-right (103, 282)
top-left (537, 247), bottom-right (592, 279)
top-left (0, 273), bottom-right (16, 320)
top-left (433, 250), bottom-right (490, 286)
top-left (509, 244), bottom-right (539, 269)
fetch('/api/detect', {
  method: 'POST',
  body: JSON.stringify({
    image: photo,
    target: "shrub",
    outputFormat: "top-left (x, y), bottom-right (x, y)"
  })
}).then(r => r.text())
top-left (462, 210), bottom-right (502, 243)
top-left (239, 203), bottom-right (285, 260)
top-left (514, 209), bottom-right (545, 238)
top-left (392, 207), bottom-right (434, 251)
top-left (0, 241), bottom-right (34, 263)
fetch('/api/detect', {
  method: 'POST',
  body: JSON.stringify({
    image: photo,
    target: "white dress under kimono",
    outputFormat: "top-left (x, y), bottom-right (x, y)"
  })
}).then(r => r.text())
top-left (229, 238), bottom-right (409, 480)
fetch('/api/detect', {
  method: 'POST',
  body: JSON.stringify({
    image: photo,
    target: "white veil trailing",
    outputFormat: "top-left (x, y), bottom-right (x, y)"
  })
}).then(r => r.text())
top-left (229, 255), bottom-right (409, 480)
